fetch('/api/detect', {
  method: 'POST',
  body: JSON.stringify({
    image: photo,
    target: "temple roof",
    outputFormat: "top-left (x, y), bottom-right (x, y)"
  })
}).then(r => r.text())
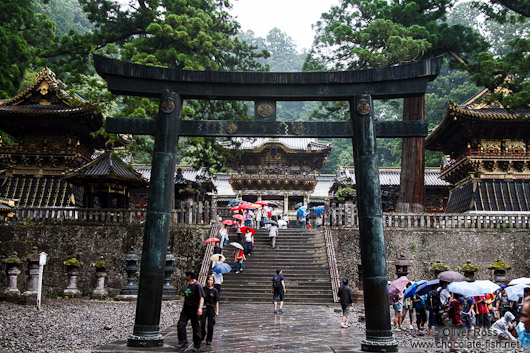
top-left (219, 138), bottom-right (331, 152)
top-left (426, 88), bottom-right (530, 155)
top-left (0, 68), bottom-right (104, 148)
top-left (133, 165), bottom-right (216, 193)
top-left (333, 167), bottom-right (449, 188)
top-left (64, 151), bottom-right (148, 188)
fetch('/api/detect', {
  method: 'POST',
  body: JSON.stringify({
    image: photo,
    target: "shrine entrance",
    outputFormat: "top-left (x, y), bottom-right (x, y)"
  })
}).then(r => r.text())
top-left (94, 55), bottom-right (441, 352)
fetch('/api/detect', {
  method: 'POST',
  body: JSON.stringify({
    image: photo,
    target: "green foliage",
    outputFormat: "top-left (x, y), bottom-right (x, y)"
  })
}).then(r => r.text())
top-left (0, 0), bottom-right (55, 98)
top-left (336, 185), bottom-right (357, 201)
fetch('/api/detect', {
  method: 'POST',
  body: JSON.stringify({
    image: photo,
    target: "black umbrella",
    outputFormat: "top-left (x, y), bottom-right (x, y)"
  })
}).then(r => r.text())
top-left (264, 220), bottom-right (278, 226)
top-left (267, 202), bottom-right (279, 208)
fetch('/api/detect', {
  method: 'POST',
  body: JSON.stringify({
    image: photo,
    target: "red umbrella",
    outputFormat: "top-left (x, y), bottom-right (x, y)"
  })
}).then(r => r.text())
top-left (255, 201), bottom-right (268, 206)
top-left (204, 237), bottom-right (220, 244)
top-left (232, 214), bottom-right (245, 220)
top-left (240, 226), bottom-right (255, 235)
top-left (239, 202), bottom-right (254, 209)
top-left (230, 206), bottom-right (243, 211)
top-left (221, 220), bottom-right (235, 225)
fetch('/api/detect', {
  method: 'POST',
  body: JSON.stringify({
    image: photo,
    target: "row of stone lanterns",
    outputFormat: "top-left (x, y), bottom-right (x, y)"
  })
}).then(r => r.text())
top-left (2, 246), bottom-right (179, 303)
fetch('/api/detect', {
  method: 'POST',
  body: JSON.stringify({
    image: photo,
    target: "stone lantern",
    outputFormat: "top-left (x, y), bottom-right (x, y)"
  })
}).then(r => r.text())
top-left (430, 260), bottom-right (449, 278)
top-left (488, 258), bottom-right (511, 284)
top-left (162, 248), bottom-right (177, 300)
top-left (458, 260), bottom-right (480, 282)
top-left (117, 247), bottom-right (139, 301)
top-left (22, 247), bottom-right (41, 304)
top-left (63, 254), bottom-right (82, 297)
top-left (4, 251), bottom-right (22, 302)
top-left (394, 254), bottom-right (412, 278)
top-left (91, 256), bottom-right (109, 299)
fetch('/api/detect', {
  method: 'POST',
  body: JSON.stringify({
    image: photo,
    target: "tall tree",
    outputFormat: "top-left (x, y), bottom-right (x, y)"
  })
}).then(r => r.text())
top-left (307, 0), bottom-right (488, 212)
top-left (0, 0), bottom-right (55, 98)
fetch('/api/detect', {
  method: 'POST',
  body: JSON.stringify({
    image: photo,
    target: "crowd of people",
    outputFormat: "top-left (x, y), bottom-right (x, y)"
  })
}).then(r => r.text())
top-left (389, 278), bottom-right (530, 351)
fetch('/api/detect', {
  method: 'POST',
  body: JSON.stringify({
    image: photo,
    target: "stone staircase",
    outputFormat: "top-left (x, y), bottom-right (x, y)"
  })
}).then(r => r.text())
top-left (220, 228), bottom-right (334, 304)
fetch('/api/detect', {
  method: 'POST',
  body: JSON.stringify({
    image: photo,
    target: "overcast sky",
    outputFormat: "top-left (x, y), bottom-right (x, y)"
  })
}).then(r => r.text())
top-left (229, 0), bottom-right (339, 51)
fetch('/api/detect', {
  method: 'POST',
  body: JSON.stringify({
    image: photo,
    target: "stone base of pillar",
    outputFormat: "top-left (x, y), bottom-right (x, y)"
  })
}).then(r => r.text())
top-left (127, 333), bottom-right (164, 347)
top-left (332, 345), bottom-right (423, 353)
top-left (64, 288), bottom-right (82, 298)
top-left (115, 294), bottom-right (137, 301)
top-left (5, 289), bottom-right (20, 303)
top-left (21, 291), bottom-right (38, 305)
top-left (91, 288), bottom-right (108, 300)
top-left (361, 338), bottom-right (398, 352)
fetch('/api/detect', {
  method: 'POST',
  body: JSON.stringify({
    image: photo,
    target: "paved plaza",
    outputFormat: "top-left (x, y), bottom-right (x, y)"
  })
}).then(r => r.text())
top-left (94, 302), bottom-right (370, 353)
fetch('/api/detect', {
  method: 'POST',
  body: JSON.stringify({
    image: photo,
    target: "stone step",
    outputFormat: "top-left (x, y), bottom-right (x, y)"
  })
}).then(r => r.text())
top-left (220, 295), bottom-right (334, 303)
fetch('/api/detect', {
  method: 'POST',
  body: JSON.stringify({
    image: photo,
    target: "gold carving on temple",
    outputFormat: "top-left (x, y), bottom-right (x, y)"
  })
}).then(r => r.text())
top-left (480, 140), bottom-right (501, 154)
top-left (504, 140), bottom-right (526, 154)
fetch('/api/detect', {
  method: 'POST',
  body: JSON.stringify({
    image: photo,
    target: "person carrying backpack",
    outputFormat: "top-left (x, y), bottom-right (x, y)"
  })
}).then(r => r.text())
top-left (271, 269), bottom-right (286, 314)
top-left (426, 285), bottom-right (443, 335)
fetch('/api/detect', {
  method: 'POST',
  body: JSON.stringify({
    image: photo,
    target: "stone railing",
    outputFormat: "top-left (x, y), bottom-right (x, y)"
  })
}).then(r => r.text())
top-left (324, 202), bottom-right (530, 229)
top-left (324, 226), bottom-right (340, 303)
top-left (10, 201), bottom-right (214, 225)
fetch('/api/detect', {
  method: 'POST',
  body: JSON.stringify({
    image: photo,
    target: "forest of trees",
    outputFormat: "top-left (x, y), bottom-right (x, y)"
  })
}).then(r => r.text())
top-left (0, 0), bottom-right (528, 174)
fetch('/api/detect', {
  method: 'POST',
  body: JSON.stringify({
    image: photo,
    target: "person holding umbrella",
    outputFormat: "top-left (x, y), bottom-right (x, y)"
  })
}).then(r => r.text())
top-left (231, 242), bottom-right (246, 273)
top-left (201, 275), bottom-right (219, 346)
top-left (219, 224), bottom-right (229, 248)
top-left (267, 221), bottom-right (279, 249)
top-left (242, 227), bottom-right (255, 256)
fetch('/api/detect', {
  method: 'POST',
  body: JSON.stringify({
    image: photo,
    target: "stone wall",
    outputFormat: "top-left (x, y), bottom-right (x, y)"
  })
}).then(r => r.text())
top-left (332, 228), bottom-right (530, 288)
top-left (0, 223), bottom-right (210, 298)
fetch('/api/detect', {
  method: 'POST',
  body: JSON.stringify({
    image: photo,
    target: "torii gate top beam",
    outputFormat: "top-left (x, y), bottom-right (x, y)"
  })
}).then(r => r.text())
top-left (94, 55), bottom-right (442, 101)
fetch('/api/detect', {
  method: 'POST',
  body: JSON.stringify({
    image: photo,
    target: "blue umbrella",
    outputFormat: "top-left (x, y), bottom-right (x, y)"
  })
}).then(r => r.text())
top-left (212, 262), bottom-right (232, 274)
top-left (404, 280), bottom-right (427, 299)
top-left (313, 205), bottom-right (325, 215)
top-left (296, 206), bottom-right (307, 216)
top-left (415, 279), bottom-right (440, 296)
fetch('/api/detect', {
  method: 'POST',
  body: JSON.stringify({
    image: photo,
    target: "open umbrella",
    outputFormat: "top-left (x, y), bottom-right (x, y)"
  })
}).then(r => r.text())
top-left (250, 203), bottom-right (262, 209)
top-left (267, 202), bottom-right (279, 208)
top-left (505, 284), bottom-right (530, 301)
top-left (240, 226), bottom-right (255, 235)
top-left (508, 277), bottom-right (530, 286)
top-left (228, 199), bottom-right (244, 206)
top-left (232, 214), bottom-right (245, 221)
top-left (415, 279), bottom-right (440, 296)
top-left (388, 276), bottom-right (410, 299)
top-left (212, 262), bottom-right (232, 274)
top-left (230, 206), bottom-right (244, 211)
top-left (313, 205), bottom-right (325, 215)
top-left (255, 201), bottom-right (268, 206)
top-left (239, 202), bottom-right (254, 209)
top-left (264, 220), bottom-right (278, 226)
top-left (448, 280), bottom-right (500, 297)
top-left (210, 254), bottom-right (226, 263)
top-left (294, 202), bottom-right (303, 209)
top-left (296, 206), bottom-right (307, 216)
top-left (404, 280), bottom-right (427, 299)
top-left (204, 237), bottom-right (220, 244)
top-left (222, 220), bottom-right (235, 225)
top-left (230, 242), bottom-right (244, 250)
top-left (438, 271), bottom-right (466, 283)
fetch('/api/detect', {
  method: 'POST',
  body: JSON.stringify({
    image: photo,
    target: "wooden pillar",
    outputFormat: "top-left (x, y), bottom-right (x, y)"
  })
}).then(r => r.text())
top-left (396, 96), bottom-right (425, 213)
top-left (350, 95), bottom-right (397, 352)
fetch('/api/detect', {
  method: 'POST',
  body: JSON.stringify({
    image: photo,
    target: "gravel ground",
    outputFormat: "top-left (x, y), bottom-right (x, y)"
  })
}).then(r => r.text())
top-left (0, 299), bottom-right (524, 353)
top-left (0, 299), bottom-right (182, 353)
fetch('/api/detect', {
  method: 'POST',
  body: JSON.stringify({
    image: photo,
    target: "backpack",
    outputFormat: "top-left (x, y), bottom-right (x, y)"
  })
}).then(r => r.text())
top-left (426, 289), bottom-right (442, 313)
top-left (273, 274), bottom-right (282, 289)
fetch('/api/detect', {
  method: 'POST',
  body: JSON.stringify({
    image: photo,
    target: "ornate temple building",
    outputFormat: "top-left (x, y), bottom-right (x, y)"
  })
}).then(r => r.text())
top-left (0, 68), bottom-right (105, 207)
top-left (426, 88), bottom-right (530, 213)
top-left (218, 138), bottom-right (331, 213)
top-left (330, 167), bottom-right (450, 212)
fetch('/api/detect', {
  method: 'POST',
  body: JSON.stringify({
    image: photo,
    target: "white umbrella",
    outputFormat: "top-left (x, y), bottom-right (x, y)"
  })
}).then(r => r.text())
top-left (448, 280), bottom-right (500, 297)
top-left (508, 277), bottom-right (530, 286)
top-left (505, 284), bottom-right (530, 301)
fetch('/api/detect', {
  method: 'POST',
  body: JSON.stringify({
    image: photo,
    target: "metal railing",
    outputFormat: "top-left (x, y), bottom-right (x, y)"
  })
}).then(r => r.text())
top-left (198, 223), bottom-right (220, 286)
top-left (324, 225), bottom-right (340, 303)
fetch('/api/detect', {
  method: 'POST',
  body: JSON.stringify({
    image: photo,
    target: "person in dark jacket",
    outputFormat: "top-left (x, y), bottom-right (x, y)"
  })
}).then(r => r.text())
top-left (338, 277), bottom-right (353, 328)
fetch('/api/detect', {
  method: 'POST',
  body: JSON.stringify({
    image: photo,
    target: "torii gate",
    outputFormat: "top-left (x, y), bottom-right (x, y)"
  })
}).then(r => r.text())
top-left (94, 54), bottom-right (441, 352)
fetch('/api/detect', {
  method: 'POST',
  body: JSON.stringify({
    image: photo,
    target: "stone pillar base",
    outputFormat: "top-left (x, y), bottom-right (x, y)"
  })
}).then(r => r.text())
top-left (21, 291), bottom-right (38, 305)
top-left (115, 294), bottom-right (137, 301)
top-left (64, 289), bottom-right (82, 298)
top-left (91, 289), bottom-right (108, 300)
top-left (5, 289), bottom-right (20, 303)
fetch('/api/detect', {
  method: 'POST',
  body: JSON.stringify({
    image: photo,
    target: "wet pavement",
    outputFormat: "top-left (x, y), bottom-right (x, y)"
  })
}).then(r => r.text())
top-left (94, 302), bottom-right (370, 352)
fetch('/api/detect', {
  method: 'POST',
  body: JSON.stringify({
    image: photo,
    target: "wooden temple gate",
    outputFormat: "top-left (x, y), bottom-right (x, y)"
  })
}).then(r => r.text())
top-left (94, 54), bottom-right (441, 352)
